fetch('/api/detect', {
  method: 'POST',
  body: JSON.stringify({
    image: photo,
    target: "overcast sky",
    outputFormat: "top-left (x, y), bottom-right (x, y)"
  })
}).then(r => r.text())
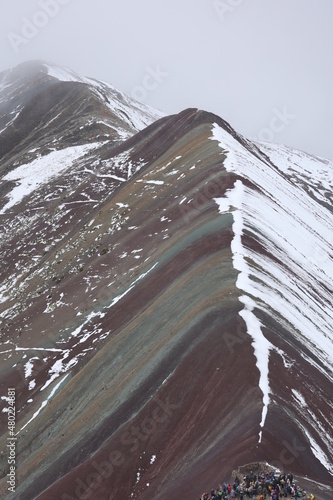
top-left (1, 0), bottom-right (332, 160)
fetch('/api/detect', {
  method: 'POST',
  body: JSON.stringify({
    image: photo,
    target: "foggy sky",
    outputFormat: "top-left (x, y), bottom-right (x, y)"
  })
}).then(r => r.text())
top-left (1, 0), bottom-right (332, 160)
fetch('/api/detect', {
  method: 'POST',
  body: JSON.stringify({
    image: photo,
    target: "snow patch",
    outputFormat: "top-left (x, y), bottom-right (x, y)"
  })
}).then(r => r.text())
top-left (0, 143), bottom-right (103, 214)
top-left (24, 358), bottom-right (37, 378)
top-left (28, 380), bottom-right (36, 391)
top-left (44, 64), bottom-right (85, 83)
top-left (136, 179), bottom-right (164, 185)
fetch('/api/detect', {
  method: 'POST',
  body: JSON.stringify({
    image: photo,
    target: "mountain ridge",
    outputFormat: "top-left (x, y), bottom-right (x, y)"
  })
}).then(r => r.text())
top-left (0, 61), bottom-right (332, 499)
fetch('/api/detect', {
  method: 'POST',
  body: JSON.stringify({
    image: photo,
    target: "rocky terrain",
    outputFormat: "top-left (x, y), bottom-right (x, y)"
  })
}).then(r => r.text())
top-left (0, 61), bottom-right (332, 499)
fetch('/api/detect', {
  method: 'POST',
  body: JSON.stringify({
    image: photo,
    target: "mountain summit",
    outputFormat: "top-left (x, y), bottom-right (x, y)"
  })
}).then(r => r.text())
top-left (0, 62), bottom-right (332, 499)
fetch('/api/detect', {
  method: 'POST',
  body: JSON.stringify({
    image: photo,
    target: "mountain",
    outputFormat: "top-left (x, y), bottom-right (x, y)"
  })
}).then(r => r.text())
top-left (0, 61), bottom-right (332, 500)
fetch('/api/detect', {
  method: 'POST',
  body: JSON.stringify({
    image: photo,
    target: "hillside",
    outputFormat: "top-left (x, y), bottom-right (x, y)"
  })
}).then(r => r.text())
top-left (0, 61), bottom-right (332, 500)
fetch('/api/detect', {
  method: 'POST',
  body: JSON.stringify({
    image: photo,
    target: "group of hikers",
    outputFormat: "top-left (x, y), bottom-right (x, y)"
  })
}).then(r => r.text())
top-left (199, 469), bottom-right (316, 500)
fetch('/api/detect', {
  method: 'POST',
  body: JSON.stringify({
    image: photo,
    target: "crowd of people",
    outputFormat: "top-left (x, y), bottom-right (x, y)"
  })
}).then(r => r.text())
top-left (199, 469), bottom-right (316, 500)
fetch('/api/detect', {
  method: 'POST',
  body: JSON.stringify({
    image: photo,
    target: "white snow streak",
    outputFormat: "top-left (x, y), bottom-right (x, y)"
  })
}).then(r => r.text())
top-left (18, 374), bottom-right (69, 433)
top-left (214, 179), bottom-right (272, 441)
top-left (107, 263), bottom-right (158, 309)
top-left (297, 421), bottom-right (333, 476)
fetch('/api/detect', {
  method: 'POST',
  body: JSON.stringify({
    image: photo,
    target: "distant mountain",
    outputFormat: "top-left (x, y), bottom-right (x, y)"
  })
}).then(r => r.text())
top-left (0, 61), bottom-right (332, 500)
top-left (0, 60), bottom-right (164, 165)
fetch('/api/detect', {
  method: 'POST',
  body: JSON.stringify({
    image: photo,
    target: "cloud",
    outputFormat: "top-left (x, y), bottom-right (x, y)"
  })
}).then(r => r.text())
top-left (0, 0), bottom-right (332, 159)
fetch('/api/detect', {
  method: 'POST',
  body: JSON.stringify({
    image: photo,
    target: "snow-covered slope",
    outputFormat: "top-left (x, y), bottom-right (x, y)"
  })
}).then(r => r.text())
top-left (0, 142), bottom-right (104, 215)
top-left (211, 124), bottom-right (333, 472)
top-left (0, 60), bottom-right (166, 220)
top-left (43, 62), bottom-right (165, 131)
top-left (212, 125), bottom-right (333, 377)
